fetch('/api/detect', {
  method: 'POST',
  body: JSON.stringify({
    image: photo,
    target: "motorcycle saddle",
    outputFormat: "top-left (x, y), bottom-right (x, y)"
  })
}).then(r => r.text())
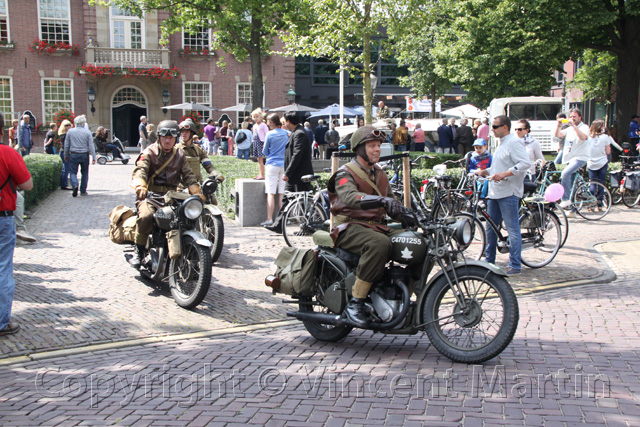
top-left (337, 248), bottom-right (361, 265)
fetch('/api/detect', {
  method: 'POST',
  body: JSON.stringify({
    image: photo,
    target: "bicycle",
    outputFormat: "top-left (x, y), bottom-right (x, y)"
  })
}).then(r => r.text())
top-left (612, 155), bottom-right (640, 208)
top-left (280, 174), bottom-right (331, 250)
top-left (525, 163), bottom-right (569, 248)
top-left (420, 158), bottom-right (469, 219)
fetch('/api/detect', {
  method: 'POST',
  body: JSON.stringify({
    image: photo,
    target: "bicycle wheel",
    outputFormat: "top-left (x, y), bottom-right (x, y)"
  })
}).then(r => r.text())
top-left (551, 205), bottom-right (569, 248)
top-left (611, 187), bottom-right (623, 205)
top-left (453, 212), bottom-right (486, 260)
top-left (520, 209), bottom-right (561, 268)
top-left (573, 181), bottom-right (611, 220)
top-left (621, 187), bottom-right (640, 208)
top-left (433, 192), bottom-right (468, 219)
top-left (282, 200), bottom-right (327, 249)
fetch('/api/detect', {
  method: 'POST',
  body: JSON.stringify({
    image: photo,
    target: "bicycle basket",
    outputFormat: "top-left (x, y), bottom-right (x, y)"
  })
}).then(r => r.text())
top-left (624, 171), bottom-right (640, 191)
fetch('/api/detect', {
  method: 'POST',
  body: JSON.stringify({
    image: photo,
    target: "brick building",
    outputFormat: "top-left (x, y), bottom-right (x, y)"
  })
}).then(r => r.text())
top-left (0, 0), bottom-right (294, 147)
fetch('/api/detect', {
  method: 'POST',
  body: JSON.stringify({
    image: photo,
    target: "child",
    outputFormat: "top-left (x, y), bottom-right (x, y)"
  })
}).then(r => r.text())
top-left (468, 138), bottom-right (493, 198)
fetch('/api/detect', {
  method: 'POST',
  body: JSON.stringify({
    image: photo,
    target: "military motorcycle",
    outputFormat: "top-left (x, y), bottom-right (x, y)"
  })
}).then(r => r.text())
top-left (132, 191), bottom-right (212, 309)
top-left (196, 176), bottom-right (225, 263)
top-left (267, 199), bottom-right (519, 364)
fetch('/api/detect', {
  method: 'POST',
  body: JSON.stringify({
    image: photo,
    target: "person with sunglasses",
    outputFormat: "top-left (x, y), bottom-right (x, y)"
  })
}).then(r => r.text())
top-left (514, 119), bottom-right (545, 182)
top-left (128, 120), bottom-right (204, 268)
top-left (327, 126), bottom-right (418, 327)
top-left (475, 115), bottom-right (531, 275)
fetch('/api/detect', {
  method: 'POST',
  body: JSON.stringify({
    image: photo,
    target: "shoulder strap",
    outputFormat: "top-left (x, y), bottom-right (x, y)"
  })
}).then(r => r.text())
top-left (0, 175), bottom-right (16, 194)
top-left (150, 148), bottom-right (177, 183)
top-left (345, 163), bottom-right (383, 196)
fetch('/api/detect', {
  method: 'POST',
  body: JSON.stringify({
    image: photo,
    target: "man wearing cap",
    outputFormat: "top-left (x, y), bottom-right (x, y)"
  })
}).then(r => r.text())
top-left (327, 126), bottom-right (416, 328)
top-left (129, 120), bottom-right (203, 268)
top-left (176, 119), bottom-right (217, 182)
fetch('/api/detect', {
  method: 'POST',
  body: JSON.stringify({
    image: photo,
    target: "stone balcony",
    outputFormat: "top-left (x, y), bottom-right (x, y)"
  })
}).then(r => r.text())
top-left (85, 46), bottom-right (170, 69)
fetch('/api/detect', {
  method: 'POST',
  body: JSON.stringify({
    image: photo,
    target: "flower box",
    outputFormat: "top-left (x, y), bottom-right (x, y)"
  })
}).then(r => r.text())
top-left (0, 42), bottom-right (15, 52)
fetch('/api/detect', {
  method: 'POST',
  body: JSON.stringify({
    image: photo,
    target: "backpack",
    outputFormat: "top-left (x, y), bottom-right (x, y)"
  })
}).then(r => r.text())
top-left (108, 205), bottom-right (137, 244)
top-left (235, 130), bottom-right (247, 144)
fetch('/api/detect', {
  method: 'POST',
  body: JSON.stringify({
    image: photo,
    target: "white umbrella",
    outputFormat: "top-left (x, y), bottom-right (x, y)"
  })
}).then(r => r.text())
top-left (220, 103), bottom-right (253, 112)
top-left (308, 103), bottom-right (359, 118)
top-left (163, 102), bottom-right (216, 111)
top-left (269, 103), bottom-right (319, 112)
top-left (441, 104), bottom-right (486, 118)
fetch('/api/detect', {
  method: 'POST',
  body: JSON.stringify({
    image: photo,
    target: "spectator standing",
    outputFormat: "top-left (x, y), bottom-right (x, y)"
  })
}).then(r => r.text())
top-left (283, 111), bottom-right (314, 192)
top-left (557, 108), bottom-right (589, 212)
top-left (477, 117), bottom-right (490, 142)
top-left (472, 119), bottom-right (481, 137)
top-left (0, 112), bottom-right (34, 336)
top-left (7, 119), bottom-right (18, 149)
top-left (58, 120), bottom-right (72, 190)
top-left (227, 122), bottom-right (235, 156)
top-left (138, 116), bottom-right (148, 152)
top-left (304, 121), bottom-right (315, 157)
top-left (64, 115), bottom-right (96, 197)
top-left (477, 115), bottom-right (531, 275)
top-left (456, 118), bottom-right (475, 155)
top-left (629, 115), bottom-right (640, 155)
top-left (448, 117), bottom-right (459, 153)
top-left (261, 113), bottom-right (289, 226)
top-left (393, 119), bottom-right (409, 151)
top-left (219, 120), bottom-right (230, 156)
top-left (436, 118), bottom-right (454, 153)
top-left (515, 119), bottom-right (545, 177)
top-left (203, 118), bottom-right (218, 155)
top-left (251, 108), bottom-right (268, 180)
top-left (587, 119), bottom-right (612, 211)
top-left (147, 123), bottom-right (157, 147)
top-left (19, 115), bottom-right (33, 157)
top-left (44, 123), bottom-right (58, 154)
top-left (324, 123), bottom-right (340, 158)
top-left (236, 122), bottom-right (252, 160)
top-left (314, 119), bottom-right (329, 159)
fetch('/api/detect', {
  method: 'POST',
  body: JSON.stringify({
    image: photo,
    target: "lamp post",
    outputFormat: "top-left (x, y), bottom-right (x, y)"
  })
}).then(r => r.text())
top-left (286, 85), bottom-right (296, 104)
top-left (87, 86), bottom-right (96, 115)
top-left (162, 88), bottom-right (170, 115)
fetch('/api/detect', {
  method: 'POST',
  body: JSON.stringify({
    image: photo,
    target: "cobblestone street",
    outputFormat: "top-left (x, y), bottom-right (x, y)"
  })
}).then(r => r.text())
top-left (1, 159), bottom-right (640, 425)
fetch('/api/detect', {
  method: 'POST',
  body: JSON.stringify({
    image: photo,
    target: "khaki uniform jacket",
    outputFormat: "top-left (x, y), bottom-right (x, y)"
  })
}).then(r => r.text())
top-left (132, 143), bottom-right (198, 193)
top-left (176, 140), bottom-right (215, 182)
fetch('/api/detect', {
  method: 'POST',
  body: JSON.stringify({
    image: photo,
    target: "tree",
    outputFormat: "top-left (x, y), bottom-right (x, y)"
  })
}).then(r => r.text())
top-left (566, 50), bottom-right (617, 122)
top-left (102, 0), bottom-right (300, 110)
top-left (282, 0), bottom-right (392, 124)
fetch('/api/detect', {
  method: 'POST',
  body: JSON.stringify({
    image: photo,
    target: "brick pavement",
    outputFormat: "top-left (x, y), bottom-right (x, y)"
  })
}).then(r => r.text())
top-left (2, 159), bottom-right (640, 361)
top-left (0, 280), bottom-right (639, 425)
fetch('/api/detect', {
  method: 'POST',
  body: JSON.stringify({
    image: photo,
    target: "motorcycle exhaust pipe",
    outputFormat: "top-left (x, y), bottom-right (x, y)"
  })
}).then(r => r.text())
top-left (287, 311), bottom-right (343, 325)
top-left (265, 275), bottom-right (281, 291)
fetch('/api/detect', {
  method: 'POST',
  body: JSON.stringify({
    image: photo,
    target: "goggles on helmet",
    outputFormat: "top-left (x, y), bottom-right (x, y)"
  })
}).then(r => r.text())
top-left (158, 128), bottom-right (179, 137)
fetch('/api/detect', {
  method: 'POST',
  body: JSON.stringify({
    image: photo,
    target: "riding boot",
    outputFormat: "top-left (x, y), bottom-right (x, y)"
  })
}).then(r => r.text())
top-left (128, 244), bottom-right (147, 269)
top-left (344, 298), bottom-right (369, 328)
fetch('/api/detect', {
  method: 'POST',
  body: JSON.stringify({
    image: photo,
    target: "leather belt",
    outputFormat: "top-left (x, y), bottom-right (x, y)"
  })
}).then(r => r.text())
top-left (148, 184), bottom-right (177, 193)
top-left (0, 210), bottom-right (14, 216)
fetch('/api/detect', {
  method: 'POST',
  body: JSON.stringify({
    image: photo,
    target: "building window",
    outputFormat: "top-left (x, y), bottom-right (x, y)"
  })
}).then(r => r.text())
top-left (39, 0), bottom-right (70, 43)
top-left (113, 87), bottom-right (146, 106)
top-left (183, 27), bottom-right (210, 51)
top-left (42, 79), bottom-right (73, 124)
top-left (0, 1), bottom-right (9, 44)
top-left (236, 83), bottom-right (252, 122)
top-left (111, 6), bottom-right (143, 49)
top-left (0, 77), bottom-right (12, 118)
top-left (183, 82), bottom-right (211, 121)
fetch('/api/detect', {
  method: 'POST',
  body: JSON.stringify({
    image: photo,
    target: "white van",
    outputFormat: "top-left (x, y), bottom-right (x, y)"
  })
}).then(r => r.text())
top-left (488, 97), bottom-right (564, 152)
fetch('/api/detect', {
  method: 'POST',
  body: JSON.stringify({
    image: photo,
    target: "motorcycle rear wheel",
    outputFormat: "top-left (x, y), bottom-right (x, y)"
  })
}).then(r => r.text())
top-left (169, 235), bottom-right (212, 309)
top-left (198, 206), bottom-right (224, 263)
top-left (299, 259), bottom-right (352, 342)
top-left (422, 266), bottom-right (518, 364)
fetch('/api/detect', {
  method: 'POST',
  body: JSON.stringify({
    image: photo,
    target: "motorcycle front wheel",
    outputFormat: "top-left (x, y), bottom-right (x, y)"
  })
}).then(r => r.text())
top-left (422, 266), bottom-right (518, 364)
top-left (169, 235), bottom-right (212, 309)
top-left (198, 206), bottom-right (224, 263)
top-left (299, 259), bottom-right (353, 342)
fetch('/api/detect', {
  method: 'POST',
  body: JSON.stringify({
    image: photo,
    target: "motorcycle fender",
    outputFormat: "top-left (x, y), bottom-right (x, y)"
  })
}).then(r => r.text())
top-left (414, 261), bottom-right (507, 322)
top-left (204, 204), bottom-right (223, 216)
top-left (182, 229), bottom-right (212, 247)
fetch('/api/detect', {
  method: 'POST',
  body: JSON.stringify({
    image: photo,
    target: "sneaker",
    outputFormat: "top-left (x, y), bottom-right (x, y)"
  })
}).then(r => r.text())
top-left (506, 268), bottom-right (521, 276)
top-left (72, 187), bottom-right (78, 197)
top-left (80, 192), bottom-right (88, 196)
top-left (260, 220), bottom-right (274, 227)
top-left (0, 321), bottom-right (20, 336)
top-left (559, 200), bottom-right (571, 209)
top-left (566, 211), bottom-right (576, 218)
top-left (16, 229), bottom-right (36, 243)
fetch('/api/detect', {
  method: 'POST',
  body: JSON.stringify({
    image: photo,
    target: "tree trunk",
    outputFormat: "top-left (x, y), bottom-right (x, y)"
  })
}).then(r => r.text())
top-left (613, 15), bottom-right (640, 143)
top-left (363, 31), bottom-right (373, 125)
top-left (250, 19), bottom-right (264, 110)
top-left (430, 82), bottom-right (436, 119)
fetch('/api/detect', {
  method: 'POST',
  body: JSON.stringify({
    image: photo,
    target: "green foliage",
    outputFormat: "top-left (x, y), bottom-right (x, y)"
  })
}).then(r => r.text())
top-left (206, 156), bottom-right (259, 219)
top-left (566, 50), bottom-right (617, 102)
top-left (22, 154), bottom-right (62, 210)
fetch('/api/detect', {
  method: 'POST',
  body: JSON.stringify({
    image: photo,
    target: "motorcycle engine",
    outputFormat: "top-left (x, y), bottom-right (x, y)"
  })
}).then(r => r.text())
top-left (370, 267), bottom-right (410, 322)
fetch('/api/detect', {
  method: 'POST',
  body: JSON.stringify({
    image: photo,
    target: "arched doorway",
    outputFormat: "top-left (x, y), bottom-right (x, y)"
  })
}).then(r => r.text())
top-left (111, 86), bottom-right (148, 147)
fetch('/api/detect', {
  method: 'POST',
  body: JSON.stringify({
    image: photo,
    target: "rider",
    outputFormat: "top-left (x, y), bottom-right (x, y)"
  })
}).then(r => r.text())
top-left (327, 125), bottom-right (415, 328)
top-left (128, 119), bottom-right (203, 268)
top-left (176, 119), bottom-right (217, 182)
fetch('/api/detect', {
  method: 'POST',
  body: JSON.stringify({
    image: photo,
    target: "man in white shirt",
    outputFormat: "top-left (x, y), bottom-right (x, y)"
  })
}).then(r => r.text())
top-left (556, 109), bottom-right (589, 210)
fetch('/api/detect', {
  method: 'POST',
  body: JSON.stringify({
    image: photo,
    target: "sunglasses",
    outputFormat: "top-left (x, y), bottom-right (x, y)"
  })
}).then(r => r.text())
top-left (492, 124), bottom-right (504, 129)
top-left (514, 128), bottom-right (527, 131)
top-left (158, 128), bottom-right (179, 137)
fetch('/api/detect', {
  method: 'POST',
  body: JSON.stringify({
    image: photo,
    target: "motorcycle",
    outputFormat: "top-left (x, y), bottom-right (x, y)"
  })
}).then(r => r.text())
top-left (130, 191), bottom-right (213, 309)
top-left (96, 132), bottom-right (131, 165)
top-left (267, 199), bottom-right (519, 364)
top-left (197, 175), bottom-right (225, 263)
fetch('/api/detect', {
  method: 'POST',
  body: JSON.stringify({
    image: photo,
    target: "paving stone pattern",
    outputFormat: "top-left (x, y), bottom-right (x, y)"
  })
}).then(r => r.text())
top-left (1, 281), bottom-right (639, 425)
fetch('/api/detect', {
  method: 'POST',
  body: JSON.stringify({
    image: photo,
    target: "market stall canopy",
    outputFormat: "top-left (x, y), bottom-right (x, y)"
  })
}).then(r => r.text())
top-left (308, 103), bottom-right (360, 118)
top-left (163, 102), bottom-right (216, 111)
top-left (440, 104), bottom-right (486, 118)
top-left (220, 103), bottom-right (253, 112)
top-left (269, 103), bottom-right (319, 112)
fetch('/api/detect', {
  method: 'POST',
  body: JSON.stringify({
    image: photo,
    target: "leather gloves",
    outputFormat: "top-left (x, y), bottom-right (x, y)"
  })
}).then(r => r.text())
top-left (131, 178), bottom-right (147, 200)
top-left (188, 184), bottom-right (206, 203)
top-left (359, 195), bottom-right (405, 220)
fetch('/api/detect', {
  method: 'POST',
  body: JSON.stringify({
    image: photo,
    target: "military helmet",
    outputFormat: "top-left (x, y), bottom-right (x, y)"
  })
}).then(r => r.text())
top-left (157, 120), bottom-right (180, 138)
top-left (179, 119), bottom-right (197, 134)
top-left (350, 125), bottom-right (386, 151)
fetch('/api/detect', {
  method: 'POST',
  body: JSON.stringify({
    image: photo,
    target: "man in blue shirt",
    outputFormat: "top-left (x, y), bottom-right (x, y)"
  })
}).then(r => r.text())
top-left (19, 115), bottom-right (33, 157)
top-left (261, 113), bottom-right (289, 226)
top-left (436, 118), bottom-right (454, 153)
top-left (629, 115), bottom-right (640, 155)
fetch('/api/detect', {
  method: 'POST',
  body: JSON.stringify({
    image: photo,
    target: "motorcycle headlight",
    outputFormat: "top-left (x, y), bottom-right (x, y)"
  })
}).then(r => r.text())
top-left (183, 197), bottom-right (204, 220)
top-left (452, 218), bottom-right (472, 246)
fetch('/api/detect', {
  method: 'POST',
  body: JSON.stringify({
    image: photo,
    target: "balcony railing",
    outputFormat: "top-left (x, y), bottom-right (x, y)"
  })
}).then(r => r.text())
top-left (85, 47), bottom-right (170, 69)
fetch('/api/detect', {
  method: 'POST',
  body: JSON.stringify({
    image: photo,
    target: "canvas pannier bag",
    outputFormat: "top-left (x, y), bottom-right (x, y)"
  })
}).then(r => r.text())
top-left (272, 247), bottom-right (317, 296)
top-left (624, 171), bottom-right (640, 191)
top-left (108, 205), bottom-right (136, 244)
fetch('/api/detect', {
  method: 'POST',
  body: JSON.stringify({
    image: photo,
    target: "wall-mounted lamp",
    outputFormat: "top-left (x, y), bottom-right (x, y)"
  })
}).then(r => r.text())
top-left (87, 86), bottom-right (96, 114)
top-left (162, 88), bottom-right (170, 115)
top-left (286, 85), bottom-right (296, 104)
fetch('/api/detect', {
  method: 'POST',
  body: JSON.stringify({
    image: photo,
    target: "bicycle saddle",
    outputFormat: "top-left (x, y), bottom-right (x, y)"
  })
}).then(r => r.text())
top-left (301, 174), bottom-right (321, 183)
